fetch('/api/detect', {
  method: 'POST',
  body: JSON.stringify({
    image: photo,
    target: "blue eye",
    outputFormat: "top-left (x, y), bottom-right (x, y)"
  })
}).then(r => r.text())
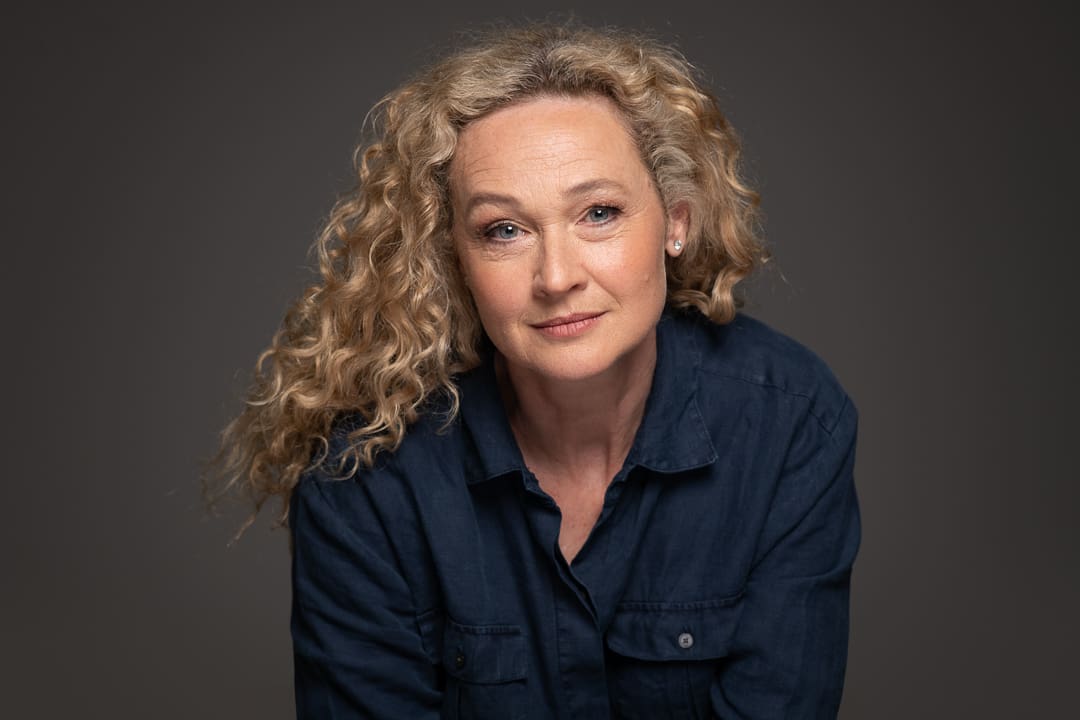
top-left (585, 206), bottom-right (618, 223)
top-left (486, 223), bottom-right (522, 241)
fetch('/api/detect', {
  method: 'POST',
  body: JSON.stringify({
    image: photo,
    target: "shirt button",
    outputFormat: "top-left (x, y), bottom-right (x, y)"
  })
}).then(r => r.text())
top-left (677, 632), bottom-right (694, 649)
top-left (454, 652), bottom-right (466, 669)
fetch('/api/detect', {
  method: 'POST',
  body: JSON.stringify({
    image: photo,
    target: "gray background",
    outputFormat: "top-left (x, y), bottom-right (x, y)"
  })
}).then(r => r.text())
top-left (4, 0), bottom-right (1077, 717)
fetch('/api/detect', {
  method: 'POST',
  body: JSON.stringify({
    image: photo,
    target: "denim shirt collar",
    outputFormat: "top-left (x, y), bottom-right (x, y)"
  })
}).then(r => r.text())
top-left (457, 309), bottom-right (718, 484)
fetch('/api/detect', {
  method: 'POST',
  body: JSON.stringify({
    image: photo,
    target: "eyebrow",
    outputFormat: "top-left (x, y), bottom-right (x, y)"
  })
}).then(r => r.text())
top-left (462, 192), bottom-right (519, 216)
top-left (461, 178), bottom-right (631, 216)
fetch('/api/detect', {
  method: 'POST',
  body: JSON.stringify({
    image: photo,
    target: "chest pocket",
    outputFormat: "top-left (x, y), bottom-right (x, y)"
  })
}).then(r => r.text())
top-left (604, 594), bottom-right (744, 720)
top-left (441, 619), bottom-right (528, 720)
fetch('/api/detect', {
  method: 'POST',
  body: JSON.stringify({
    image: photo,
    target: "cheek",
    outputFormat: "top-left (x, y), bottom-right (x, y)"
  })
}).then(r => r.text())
top-left (460, 259), bottom-right (523, 323)
top-left (629, 235), bottom-right (669, 302)
top-left (600, 234), bottom-right (667, 290)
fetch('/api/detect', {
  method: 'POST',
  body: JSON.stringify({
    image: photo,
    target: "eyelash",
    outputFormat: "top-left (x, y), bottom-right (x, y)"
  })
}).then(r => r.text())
top-left (479, 204), bottom-right (624, 242)
top-left (483, 222), bottom-right (524, 242)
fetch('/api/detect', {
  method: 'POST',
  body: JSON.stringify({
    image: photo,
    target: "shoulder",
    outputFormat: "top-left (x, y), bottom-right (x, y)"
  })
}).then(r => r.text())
top-left (289, 410), bottom-right (469, 597)
top-left (295, 403), bottom-right (470, 511)
top-left (676, 310), bottom-right (854, 437)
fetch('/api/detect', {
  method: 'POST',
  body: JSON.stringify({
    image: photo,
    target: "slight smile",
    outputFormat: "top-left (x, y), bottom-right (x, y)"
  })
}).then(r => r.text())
top-left (530, 312), bottom-right (606, 339)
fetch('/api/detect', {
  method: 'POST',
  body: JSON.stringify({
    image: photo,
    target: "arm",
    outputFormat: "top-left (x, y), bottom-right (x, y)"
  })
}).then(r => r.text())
top-left (290, 473), bottom-right (442, 718)
top-left (712, 396), bottom-right (861, 719)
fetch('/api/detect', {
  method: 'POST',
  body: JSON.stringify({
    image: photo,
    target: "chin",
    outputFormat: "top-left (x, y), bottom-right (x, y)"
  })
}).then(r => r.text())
top-left (521, 344), bottom-right (648, 384)
top-left (532, 361), bottom-right (613, 383)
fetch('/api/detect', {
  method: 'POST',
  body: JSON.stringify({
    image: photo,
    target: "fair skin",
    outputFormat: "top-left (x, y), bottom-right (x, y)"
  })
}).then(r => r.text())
top-left (450, 94), bottom-right (689, 563)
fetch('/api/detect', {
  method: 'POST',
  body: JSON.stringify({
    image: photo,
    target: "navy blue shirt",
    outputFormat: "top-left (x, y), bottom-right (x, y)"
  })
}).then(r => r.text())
top-left (290, 309), bottom-right (860, 719)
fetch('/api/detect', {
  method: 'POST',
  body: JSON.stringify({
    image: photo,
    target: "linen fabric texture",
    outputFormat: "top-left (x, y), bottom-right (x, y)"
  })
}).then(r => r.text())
top-left (290, 308), bottom-right (860, 719)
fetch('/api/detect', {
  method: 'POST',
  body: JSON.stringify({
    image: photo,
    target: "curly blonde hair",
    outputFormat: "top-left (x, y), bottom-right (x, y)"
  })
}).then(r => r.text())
top-left (207, 23), bottom-right (765, 530)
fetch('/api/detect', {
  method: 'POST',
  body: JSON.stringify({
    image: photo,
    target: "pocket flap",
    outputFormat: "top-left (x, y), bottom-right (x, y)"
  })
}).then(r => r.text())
top-left (442, 620), bottom-right (527, 684)
top-left (606, 594), bottom-right (744, 662)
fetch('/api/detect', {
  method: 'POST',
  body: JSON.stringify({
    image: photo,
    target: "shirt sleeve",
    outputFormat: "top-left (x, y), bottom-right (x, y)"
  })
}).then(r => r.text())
top-left (711, 395), bottom-right (861, 719)
top-left (290, 471), bottom-right (442, 718)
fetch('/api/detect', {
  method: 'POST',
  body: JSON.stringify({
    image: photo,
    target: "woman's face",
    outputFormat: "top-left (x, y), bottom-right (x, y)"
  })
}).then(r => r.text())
top-left (450, 94), bottom-right (687, 385)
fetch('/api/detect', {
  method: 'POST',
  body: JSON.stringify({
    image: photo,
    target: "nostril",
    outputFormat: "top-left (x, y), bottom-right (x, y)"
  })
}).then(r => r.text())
top-left (534, 243), bottom-right (587, 294)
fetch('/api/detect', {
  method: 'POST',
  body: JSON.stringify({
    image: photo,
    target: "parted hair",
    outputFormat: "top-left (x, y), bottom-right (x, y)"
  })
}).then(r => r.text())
top-left (207, 23), bottom-right (766, 529)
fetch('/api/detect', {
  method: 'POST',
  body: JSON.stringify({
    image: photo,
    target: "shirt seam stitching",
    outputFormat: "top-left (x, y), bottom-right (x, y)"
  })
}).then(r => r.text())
top-left (696, 366), bottom-right (846, 436)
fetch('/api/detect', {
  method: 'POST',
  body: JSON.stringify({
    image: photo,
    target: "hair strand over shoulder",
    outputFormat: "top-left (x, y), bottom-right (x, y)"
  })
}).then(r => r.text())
top-left (204, 22), bottom-right (766, 534)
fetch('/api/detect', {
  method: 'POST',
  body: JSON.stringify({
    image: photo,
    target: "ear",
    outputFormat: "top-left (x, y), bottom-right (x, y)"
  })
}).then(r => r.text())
top-left (665, 201), bottom-right (690, 257)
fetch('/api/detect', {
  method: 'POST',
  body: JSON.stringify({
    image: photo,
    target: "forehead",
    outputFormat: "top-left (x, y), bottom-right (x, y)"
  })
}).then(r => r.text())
top-left (449, 95), bottom-right (649, 199)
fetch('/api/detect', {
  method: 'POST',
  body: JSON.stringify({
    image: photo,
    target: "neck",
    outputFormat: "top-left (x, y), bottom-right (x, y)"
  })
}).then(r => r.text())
top-left (497, 334), bottom-right (656, 483)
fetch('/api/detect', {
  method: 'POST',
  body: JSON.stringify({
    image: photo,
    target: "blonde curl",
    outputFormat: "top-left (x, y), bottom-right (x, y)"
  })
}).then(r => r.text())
top-left (206, 22), bottom-right (766, 532)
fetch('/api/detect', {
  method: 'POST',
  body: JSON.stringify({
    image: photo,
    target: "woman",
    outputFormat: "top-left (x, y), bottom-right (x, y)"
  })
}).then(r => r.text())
top-left (212, 23), bottom-right (859, 719)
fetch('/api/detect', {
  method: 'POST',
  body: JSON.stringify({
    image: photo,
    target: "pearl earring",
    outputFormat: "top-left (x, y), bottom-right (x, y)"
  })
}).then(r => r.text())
top-left (673, 239), bottom-right (683, 252)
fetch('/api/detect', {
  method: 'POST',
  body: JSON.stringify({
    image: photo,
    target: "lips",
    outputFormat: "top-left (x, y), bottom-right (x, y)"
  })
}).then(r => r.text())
top-left (530, 311), bottom-right (605, 338)
top-left (532, 311), bottom-right (605, 328)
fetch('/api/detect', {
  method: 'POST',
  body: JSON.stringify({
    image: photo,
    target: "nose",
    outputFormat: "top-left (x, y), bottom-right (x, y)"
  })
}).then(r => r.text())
top-left (533, 230), bottom-right (587, 296)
